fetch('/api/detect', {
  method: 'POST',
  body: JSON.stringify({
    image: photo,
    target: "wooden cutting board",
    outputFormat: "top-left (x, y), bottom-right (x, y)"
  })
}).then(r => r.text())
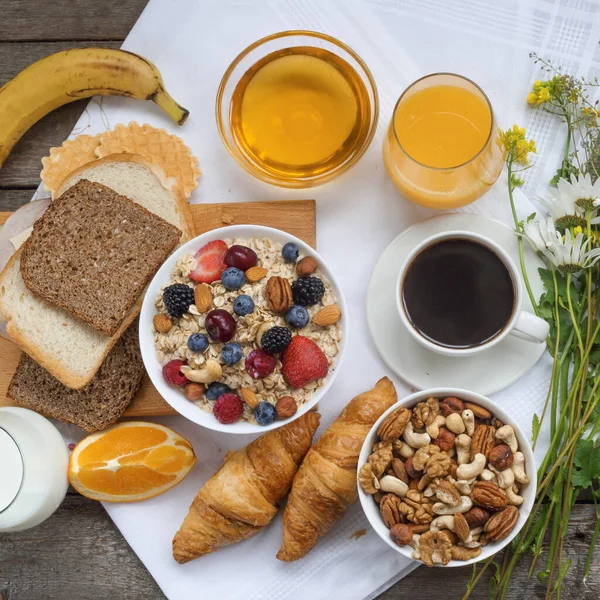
top-left (0, 199), bottom-right (316, 416)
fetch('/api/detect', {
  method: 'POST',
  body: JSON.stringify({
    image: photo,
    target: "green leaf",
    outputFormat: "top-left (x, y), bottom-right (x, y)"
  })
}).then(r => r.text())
top-left (571, 439), bottom-right (600, 489)
top-left (537, 570), bottom-right (549, 583)
top-left (531, 413), bottom-right (542, 442)
top-left (539, 268), bottom-right (554, 293)
top-left (527, 212), bottom-right (537, 222)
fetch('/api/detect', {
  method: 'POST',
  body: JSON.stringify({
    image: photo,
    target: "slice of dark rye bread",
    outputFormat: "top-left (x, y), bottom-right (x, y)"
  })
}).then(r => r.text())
top-left (7, 321), bottom-right (144, 432)
top-left (20, 179), bottom-right (181, 337)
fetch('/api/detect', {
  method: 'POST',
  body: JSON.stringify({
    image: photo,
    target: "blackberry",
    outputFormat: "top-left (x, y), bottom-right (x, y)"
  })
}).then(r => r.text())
top-left (261, 326), bottom-right (292, 354)
top-left (291, 277), bottom-right (325, 306)
top-left (163, 284), bottom-right (195, 318)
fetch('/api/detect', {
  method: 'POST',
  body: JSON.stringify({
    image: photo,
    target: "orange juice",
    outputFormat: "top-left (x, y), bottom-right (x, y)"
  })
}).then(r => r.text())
top-left (383, 75), bottom-right (503, 209)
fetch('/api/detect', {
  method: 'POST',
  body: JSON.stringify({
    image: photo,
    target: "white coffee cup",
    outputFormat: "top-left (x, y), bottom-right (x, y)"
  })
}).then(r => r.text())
top-left (396, 230), bottom-right (549, 357)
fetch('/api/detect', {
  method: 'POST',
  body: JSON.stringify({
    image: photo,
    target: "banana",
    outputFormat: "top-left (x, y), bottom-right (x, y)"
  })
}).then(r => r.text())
top-left (0, 47), bottom-right (189, 167)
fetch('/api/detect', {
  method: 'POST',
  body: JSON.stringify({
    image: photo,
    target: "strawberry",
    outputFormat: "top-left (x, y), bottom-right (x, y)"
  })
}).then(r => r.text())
top-left (189, 240), bottom-right (228, 283)
top-left (281, 336), bottom-right (328, 389)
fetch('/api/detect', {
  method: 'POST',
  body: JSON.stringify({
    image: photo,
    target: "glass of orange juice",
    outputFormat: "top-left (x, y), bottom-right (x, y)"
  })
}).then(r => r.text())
top-left (383, 73), bottom-right (503, 209)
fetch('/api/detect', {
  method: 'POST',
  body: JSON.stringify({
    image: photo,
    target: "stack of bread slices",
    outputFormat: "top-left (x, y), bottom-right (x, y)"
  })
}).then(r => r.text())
top-left (0, 154), bottom-right (194, 431)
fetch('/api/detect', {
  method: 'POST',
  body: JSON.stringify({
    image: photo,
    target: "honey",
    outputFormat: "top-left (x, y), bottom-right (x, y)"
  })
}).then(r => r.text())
top-left (230, 46), bottom-right (372, 180)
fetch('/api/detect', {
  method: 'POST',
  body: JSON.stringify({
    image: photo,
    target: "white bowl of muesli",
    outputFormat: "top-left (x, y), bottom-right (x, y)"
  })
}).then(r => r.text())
top-left (140, 225), bottom-right (347, 433)
top-left (357, 389), bottom-right (536, 567)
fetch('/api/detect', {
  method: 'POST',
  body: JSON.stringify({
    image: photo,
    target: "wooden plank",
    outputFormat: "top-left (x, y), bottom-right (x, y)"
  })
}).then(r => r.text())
top-left (0, 199), bottom-right (316, 417)
top-left (0, 495), bottom-right (596, 600)
top-left (0, 190), bottom-right (37, 212)
top-left (0, 0), bottom-right (148, 41)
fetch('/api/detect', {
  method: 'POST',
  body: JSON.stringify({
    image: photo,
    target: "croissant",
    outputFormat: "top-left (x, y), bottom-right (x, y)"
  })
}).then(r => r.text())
top-left (173, 410), bottom-right (320, 563)
top-left (276, 377), bottom-right (398, 561)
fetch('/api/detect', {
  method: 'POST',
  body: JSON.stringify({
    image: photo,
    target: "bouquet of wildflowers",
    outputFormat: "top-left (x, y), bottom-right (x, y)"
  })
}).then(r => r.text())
top-left (465, 57), bottom-right (600, 600)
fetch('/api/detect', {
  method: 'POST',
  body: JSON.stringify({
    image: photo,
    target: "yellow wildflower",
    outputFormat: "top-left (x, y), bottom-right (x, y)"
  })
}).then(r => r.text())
top-left (537, 87), bottom-right (551, 104)
top-left (533, 80), bottom-right (542, 91)
top-left (573, 226), bottom-right (583, 236)
top-left (499, 125), bottom-right (536, 166)
top-left (527, 91), bottom-right (539, 105)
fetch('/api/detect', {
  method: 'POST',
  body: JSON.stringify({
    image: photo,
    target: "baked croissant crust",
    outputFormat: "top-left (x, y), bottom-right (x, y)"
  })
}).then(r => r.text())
top-left (173, 410), bottom-right (320, 563)
top-left (276, 377), bottom-right (397, 561)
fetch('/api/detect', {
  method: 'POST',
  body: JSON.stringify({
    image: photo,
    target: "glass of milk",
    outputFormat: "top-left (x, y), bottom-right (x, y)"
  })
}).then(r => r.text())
top-left (0, 407), bottom-right (69, 532)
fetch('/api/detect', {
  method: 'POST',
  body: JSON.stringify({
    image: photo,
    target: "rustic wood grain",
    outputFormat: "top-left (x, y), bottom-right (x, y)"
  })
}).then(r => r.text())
top-left (0, 200), bottom-right (316, 416)
top-left (0, 496), bottom-right (597, 600)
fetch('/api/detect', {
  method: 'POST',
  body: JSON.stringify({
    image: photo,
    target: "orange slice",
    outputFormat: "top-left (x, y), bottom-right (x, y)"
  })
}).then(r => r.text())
top-left (69, 422), bottom-right (196, 502)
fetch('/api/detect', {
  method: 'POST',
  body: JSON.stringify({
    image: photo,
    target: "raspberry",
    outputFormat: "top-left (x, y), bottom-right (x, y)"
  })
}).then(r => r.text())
top-left (245, 348), bottom-right (278, 379)
top-left (162, 359), bottom-right (187, 386)
top-left (213, 393), bottom-right (244, 424)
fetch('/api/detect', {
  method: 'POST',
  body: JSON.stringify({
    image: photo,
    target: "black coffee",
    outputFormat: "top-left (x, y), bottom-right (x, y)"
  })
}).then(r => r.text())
top-left (402, 239), bottom-right (515, 349)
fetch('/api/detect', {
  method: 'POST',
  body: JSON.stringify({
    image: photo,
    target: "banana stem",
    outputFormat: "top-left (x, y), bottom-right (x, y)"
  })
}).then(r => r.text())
top-left (153, 88), bottom-right (189, 125)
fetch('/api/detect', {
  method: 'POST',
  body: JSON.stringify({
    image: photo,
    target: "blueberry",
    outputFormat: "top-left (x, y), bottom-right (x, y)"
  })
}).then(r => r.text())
top-left (254, 401), bottom-right (277, 426)
top-left (285, 305), bottom-right (310, 329)
top-left (233, 294), bottom-right (255, 316)
top-left (221, 342), bottom-right (243, 365)
top-left (221, 267), bottom-right (246, 290)
top-left (282, 242), bottom-right (299, 263)
top-left (187, 333), bottom-right (209, 352)
top-left (205, 382), bottom-right (233, 401)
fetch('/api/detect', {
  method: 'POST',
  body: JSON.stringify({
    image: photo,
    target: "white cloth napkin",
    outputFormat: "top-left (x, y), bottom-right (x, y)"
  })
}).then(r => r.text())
top-left (15, 0), bottom-right (600, 598)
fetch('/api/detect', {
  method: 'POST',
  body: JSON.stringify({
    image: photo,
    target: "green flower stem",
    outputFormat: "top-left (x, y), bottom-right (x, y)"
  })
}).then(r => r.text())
top-left (567, 274), bottom-right (584, 353)
top-left (584, 514), bottom-right (600, 583)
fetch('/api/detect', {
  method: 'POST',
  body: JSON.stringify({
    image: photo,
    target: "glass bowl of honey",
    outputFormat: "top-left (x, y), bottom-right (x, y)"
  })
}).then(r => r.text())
top-left (216, 30), bottom-right (378, 188)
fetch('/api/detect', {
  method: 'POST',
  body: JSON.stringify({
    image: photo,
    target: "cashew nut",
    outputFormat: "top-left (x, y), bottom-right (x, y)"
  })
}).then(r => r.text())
top-left (445, 412), bottom-right (466, 434)
top-left (181, 360), bottom-right (223, 384)
top-left (456, 453), bottom-right (486, 480)
top-left (417, 474), bottom-right (432, 491)
top-left (433, 496), bottom-right (473, 515)
top-left (430, 515), bottom-right (456, 532)
top-left (496, 425), bottom-right (518, 453)
top-left (403, 421), bottom-right (431, 449)
top-left (461, 409), bottom-right (475, 436)
top-left (489, 464), bottom-right (515, 489)
top-left (409, 534), bottom-right (421, 560)
top-left (398, 441), bottom-right (415, 458)
top-left (480, 469), bottom-right (497, 483)
top-left (506, 484), bottom-right (524, 506)
top-left (423, 484), bottom-right (436, 498)
top-left (455, 434), bottom-right (472, 465)
top-left (512, 452), bottom-right (530, 484)
top-left (426, 415), bottom-right (446, 438)
top-left (462, 537), bottom-right (482, 549)
top-left (455, 478), bottom-right (476, 495)
top-left (379, 475), bottom-right (408, 497)
top-left (470, 527), bottom-right (483, 539)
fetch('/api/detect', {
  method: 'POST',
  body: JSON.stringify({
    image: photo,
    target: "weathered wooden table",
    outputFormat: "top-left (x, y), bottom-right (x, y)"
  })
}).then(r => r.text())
top-left (0, 1), bottom-right (597, 598)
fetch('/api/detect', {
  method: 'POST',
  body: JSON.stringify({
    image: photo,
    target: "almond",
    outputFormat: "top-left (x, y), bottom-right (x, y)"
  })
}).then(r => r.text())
top-left (312, 304), bottom-right (341, 326)
top-left (275, 395), bottom-right (297, 419)
top-left (240, 387), bottom-right (260, 410)
top-left (246, 266), bottom-right (267, 283)
top-left (266, 276), bottom-right (293, 313)
top-left (194, 283), bottom-right (213, 313)
top-left (153, 313), bottom-right (172, 333)
top-left (296, 256), bottom-right (319, 277)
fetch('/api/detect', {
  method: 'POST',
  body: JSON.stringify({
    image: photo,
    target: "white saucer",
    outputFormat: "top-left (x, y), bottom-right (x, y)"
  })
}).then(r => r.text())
top-left (366, 213), bottom-right (547, 395)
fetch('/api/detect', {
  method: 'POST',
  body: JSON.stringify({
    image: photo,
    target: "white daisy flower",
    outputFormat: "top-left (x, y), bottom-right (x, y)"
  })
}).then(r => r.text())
top-left (523, 217), bottom-right (562, 257)
top-left (540, 186), bottom-right (586, 229)
top-left (557, 173), bottom-right (600, 211)
top-left (543, 229), bottom-right (600, 272)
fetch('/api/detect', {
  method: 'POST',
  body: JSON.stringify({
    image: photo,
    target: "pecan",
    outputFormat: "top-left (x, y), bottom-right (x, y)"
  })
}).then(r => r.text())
top-left (358, 463), bottom-right (379, 494)
top-left (433, 427), bottom-right (455, 452)
top-left (412, 397), bottom-right (440, 428)
top-left (471, 424), bottom-right (496, 460)
top-left (368, 441), bottom-right (393, 478)
top-left (391, 458), bottom-right (409, 484)
top-left (453, 513), bottom-right (470, 542)
top-left (484, 506), bottom-right (519, 541)
top-left (419, 530), bottom-right (453, 567)
top-left (433, 480), bottom-right (461, 507)
top-left (377, 406), bottom-right (411, 441)
top-left (380, 494), bottom-right (404, 528)
top-left (266, 276), bottom-right (293, 313)
top-left (440, 397), bottom-right (465, 416)
top-left (464, 401), bottom-right (492, 420)
top-left (470, 481), bottom-right (509, 511)
top-left (390, 523), bottom-right (413, 546)
top-left (464, 507), bottom-right (490, 529)
top-left (488, 444), bottom-right (514, 471)
top-left (451, 546), bottom-right (482, 561)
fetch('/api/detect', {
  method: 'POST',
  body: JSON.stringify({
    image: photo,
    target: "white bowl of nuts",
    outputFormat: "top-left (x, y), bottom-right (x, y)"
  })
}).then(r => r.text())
top-left (140, 225), bottom-right (347, 434)
top-left (357, 389), bottom-right (536, 567)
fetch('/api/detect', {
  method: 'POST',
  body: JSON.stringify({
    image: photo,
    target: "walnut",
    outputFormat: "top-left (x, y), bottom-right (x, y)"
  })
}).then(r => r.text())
top-left (358, 463), bottom-right (379, 494)
top-left (391, 458), bottom-right (409, 484)
top-left (448, 459), bottom-right (458, 479)
top-left (413, 444), bottom-right (439, 471)
top-left (432, 480), bottom-right (461, 507)
top-left (380, 494), bottom-right (404, 528)
top-left (440, 397), bottom-right (465, 416)
top-left (390, 523), bottom-right (413, 546)
top-left (398, 494), bottom-right (434, 525)
top-left (412, 397), bottom-right (440, 428)
top-left (453, 513), bottom-right (470, 542)
top-left (471, 424), bottom-right (496, 460)
top-left (368, 441), bottom-right (393, 478)
top-left (489, 444), bottom-right (514, 470)
top-left (425, 452), bottom-right (451, 479)
top-left (418, 530), bottom-right (453, 567)
top-left (484, 506), bottom-right (519, 541)
top-left (470, 481), bottom-right (509, 510)
top-left (378, 407), bottom-right (411, 441)
top-left (451, 546), bottom-right (482, 561)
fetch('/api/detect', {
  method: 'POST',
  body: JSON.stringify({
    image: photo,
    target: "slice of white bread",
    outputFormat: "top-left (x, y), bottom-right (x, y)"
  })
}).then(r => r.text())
top-left (0, 154), bottom-right (194, 388)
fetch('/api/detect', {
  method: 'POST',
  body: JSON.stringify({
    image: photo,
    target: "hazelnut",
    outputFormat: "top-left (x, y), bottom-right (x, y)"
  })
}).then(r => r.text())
top-left (184, 382), bottom-right (205, 402)
top-left (275, 396), bottom-right (298, 419)
top-left (390, 523), bottom-right (413, 547)
top-left (296, 256), bottom-right (319, 277)
top-left (433, 427), bottom-right (455, 452)
top-left (464, 507), bottom-right (491, 529)
top-left (441, 397), bottom-right (465, 416)
top-left (488, 444), bottom-right (514, 470)
top-left (404, 456), bottom-right (419, 478)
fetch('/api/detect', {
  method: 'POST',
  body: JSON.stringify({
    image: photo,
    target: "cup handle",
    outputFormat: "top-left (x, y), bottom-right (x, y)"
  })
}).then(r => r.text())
top-left (509, 311), bottom-right (549, 344)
